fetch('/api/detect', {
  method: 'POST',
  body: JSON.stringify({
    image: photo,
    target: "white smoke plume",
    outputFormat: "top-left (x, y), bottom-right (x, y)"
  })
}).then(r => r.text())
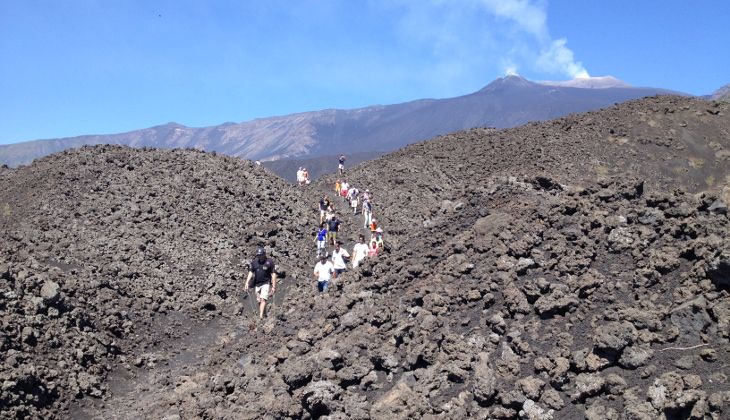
top-left (480, 0), bottom-right (589, 78)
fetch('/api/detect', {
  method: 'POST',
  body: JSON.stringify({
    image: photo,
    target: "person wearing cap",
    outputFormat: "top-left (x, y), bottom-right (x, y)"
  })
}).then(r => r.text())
top-left (369, 218), bottom-right (378, 234)
top-left (245, 247), bottom-right (277, 318)
top-left (314, 253), bottom-right (335, 292)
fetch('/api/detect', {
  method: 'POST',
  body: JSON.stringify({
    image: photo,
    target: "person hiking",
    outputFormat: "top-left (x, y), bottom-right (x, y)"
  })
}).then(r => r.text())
top-left (368, 239), bottom-right (379, 258)
top-left (302, 167), bottom-right (310, 185)
top-left (349, 189), bottom-right (359, 214)
top-left (324, 205), bottom-right (335, 223)
top-left (369, 218), bottom-right (378, 234)
top-left (352, 234), bottom-right (369, 268)
top-left (315, 223), bottom-right (328, 258)
top-left (245, 247), bottom-right (277, 319)
top-left (314, 253), bottom-right (335, 292)
top-left (340, 180), bottom-right (349, 201)
top-left (362, 199), bottom-right (373, 229)
top-left (338, 154), bottom-right (346, 175)
top-left (319, 195), bottom-right (330, 224)
top-left (327, 216), bottom-right (341, 246)
top-left (373, 227), bottom-right (384, 250)
top-left (335, 180), bottom-right (341, 196)
top-left (331, 241), bottom-right (350, 275)
top-left (296, 167), bottom-right (305, 187)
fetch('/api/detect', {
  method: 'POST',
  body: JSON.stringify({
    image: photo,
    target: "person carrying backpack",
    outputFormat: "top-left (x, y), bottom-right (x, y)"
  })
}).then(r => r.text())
top-left (245, 247), bottom-right (277, 319)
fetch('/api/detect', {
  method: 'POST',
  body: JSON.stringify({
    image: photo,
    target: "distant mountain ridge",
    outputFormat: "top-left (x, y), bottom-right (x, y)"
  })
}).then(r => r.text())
top-left (0, 76), bottom-right (683, 168)
top-left (710, 83), bottom-right (730, 101)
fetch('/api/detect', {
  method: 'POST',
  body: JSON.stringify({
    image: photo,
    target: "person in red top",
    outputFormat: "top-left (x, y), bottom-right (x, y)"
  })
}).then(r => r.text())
top-left (368, 240), bottom-right (379, 257)
top-left (369, 218), bottom-right (378, 234)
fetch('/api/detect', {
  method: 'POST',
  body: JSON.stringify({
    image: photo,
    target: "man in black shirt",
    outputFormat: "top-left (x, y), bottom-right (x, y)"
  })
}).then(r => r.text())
top-left (327, 216), bottom-right (341, 246)
top-left (245, 247), bottom-right (277, 319)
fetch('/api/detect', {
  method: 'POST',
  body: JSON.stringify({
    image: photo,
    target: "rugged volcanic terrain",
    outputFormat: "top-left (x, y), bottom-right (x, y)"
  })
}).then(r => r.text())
top-left (1, 95), bottom-right (729, 419)
top-left (0, 146), bottom-right (314, 418)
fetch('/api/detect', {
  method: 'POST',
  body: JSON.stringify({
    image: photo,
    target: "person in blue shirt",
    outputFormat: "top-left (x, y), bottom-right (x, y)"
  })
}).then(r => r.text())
top-left (315, 223), bottom-right (328, 258)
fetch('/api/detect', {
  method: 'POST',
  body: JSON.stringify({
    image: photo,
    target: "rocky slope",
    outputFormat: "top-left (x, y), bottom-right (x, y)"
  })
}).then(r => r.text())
top-left (1, 95), bottom-right (728, 419)
top-left (0, 146), bottom-right (314, 418)
top-left (327, 96), bottom-right (730, 249)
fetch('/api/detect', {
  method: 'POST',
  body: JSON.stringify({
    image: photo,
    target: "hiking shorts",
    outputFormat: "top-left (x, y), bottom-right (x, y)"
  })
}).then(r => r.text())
top-left (328, 232), bottom-right (337, 243)
top-left (317, 280), bottom-right (330, 292)
top-left (317, 240), bottom-right (326, 250)
top-left (255, 284), bottom-right (270, 301)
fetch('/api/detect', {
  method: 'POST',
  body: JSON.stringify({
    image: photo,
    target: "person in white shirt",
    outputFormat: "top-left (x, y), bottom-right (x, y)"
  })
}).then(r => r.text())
top-left (313, 254), bottom-right (335, 292)
top-left (331, 241), bottom-right (350, 275)
top-left (352, 235), bottom-right (369, 268)
top-left (350, 192), bottom-right (359, 214)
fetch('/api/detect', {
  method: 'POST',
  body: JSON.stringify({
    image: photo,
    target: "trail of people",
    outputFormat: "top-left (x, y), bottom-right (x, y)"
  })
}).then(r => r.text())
top-left (70, 155), bottom-right (388, 419)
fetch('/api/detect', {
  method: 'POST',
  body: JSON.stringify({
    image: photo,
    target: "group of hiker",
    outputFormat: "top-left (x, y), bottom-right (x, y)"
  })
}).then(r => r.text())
top-left (296, 167), bottom-right (311, 186)
top-left (311, 178), bottom-right (385, 292)
top-left (243, 154), bottom-right (387, 318)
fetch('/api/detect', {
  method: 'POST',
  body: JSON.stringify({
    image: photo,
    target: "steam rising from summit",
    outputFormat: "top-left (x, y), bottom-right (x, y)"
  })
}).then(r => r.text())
top-left (479, 0), bottom-right (589, 78)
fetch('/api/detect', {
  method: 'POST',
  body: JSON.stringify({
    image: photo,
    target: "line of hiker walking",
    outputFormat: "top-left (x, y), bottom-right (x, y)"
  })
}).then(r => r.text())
top-left (242, 155), bottom-right (387, 319)
top-left (312, 177), bottom-right (386, 292)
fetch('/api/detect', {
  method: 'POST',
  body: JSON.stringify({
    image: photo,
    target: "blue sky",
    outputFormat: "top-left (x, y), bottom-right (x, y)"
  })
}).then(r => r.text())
top-left (1, 0), bottom-right (728, 145)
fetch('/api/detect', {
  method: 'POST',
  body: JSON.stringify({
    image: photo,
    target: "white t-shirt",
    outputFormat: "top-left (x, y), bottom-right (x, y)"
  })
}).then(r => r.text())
top-left (331, 248), bottom-right (350, 269)
top-left (352, 243), bottom-right (369, 266)
top-left (314, 261), bottom-right (334, 281)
